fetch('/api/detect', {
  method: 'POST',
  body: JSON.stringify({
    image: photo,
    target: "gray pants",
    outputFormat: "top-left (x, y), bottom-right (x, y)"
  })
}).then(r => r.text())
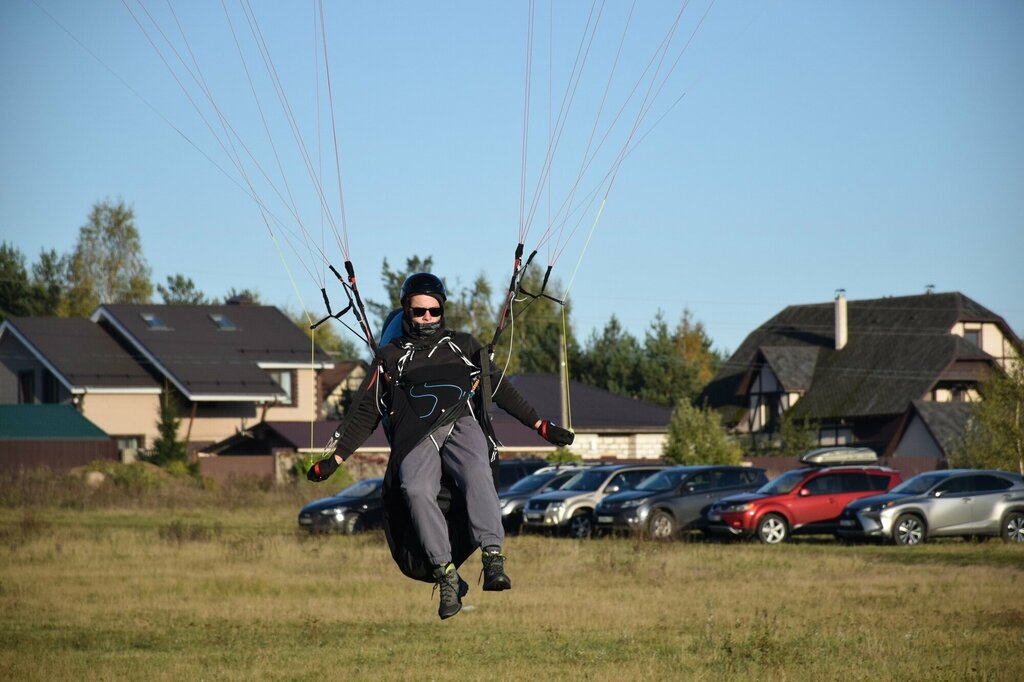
top-left (398, 416), bottom-right (504, 566)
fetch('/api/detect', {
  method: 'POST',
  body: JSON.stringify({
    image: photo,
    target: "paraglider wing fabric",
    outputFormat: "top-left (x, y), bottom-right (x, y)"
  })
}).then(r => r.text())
top-left (381, 460), bottom-right (479, 583)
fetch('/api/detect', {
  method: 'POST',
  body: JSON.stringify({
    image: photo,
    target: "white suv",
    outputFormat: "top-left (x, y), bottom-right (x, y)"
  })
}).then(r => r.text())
top-left (521, 464), bottom-right (665, 538)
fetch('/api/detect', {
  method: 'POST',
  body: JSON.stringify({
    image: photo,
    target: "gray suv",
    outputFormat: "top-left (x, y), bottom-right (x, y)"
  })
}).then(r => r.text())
top-left (521, 464), bottom-right (665, 538)
top-left (837, 469), bottom-right (1024, 545)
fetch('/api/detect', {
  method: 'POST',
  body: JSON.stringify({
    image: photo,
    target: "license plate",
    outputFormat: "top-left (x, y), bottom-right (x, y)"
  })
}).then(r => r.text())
top-left (597, 516), bottom-right (613, 523)
top-left (525, 513), bottom-right (542, 521)
top-left (707, 513), bottom-right (721, 522)
top-left (299, 518), bottom-right (312, 525)
top-left (839, 519), bottom-right (855, 527)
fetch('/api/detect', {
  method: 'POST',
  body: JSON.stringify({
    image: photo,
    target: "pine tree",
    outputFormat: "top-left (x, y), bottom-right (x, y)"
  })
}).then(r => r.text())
top-left (151, 384), bottom-right (188, 468)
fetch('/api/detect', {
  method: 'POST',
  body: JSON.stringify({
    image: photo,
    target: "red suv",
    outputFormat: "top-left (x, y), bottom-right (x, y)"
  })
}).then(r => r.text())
top-left (704, 450), bottom-right (902, 543)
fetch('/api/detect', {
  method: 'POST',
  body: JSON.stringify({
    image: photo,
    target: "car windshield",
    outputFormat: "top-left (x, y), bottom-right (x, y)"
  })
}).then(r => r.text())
top-left (636, 470), bottom-right (687, 492)
top-left (505, 472), bottom-right (557, 494)
top-left (890, 473), bottom-right (948, 495)
top-left (561, 470), bottom-right (610, 492)
top-left (336, 479), bottom-right (380, 498)
top-left (757, 470), bottom-right (806, 495)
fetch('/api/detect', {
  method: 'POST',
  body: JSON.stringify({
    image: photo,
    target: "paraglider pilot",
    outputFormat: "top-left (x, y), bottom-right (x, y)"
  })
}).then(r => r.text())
top-left (307, 273), bottom-right (574, 619)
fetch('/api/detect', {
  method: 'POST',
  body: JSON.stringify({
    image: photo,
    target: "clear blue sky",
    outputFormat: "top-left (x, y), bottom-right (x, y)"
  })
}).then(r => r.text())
top-left (2, 1), bottom-right (1022, 356)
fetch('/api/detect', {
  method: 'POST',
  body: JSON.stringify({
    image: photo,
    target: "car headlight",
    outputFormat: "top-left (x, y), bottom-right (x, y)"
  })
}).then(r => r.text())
top-left (319, 507), bottom-right (344, 516)
top-left (501, 500), bottom-right (519, 514)
top-left (620, 498), bottom-right (645, 509)
top-left (862, 501), bottom-right (897, 513)
top-left (722, 503), bottom-right (751, 513)
top-left (549, 502), bottom-right (566, 512)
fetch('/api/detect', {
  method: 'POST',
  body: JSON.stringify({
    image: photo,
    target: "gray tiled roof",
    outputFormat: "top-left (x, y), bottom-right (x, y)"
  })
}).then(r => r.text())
top-left (910, 400), bottom-right (972, 457)
top-left (760, 346), bottom-right (819, 392)
top-left (701, 292), bottom-right (1014, 421)
top-left (3, 317), bottom-right (158, 391)
top-left (94, 304), bottom-right (333, 400)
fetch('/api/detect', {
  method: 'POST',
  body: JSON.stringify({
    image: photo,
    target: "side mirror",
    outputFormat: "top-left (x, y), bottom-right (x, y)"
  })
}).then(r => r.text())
top-left (798, 488), bottom-right (811, 497)
top-left (605, 485), bottom-right (620, 494)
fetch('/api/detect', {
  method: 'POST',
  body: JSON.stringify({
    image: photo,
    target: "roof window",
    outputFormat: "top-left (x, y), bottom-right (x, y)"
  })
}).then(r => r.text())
top-left (209, 313), bottom-right (238, 331)
top-left (140, 312), bottom-right (169, 331)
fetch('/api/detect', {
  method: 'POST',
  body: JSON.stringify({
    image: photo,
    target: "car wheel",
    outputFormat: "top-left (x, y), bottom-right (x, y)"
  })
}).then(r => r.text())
top-left (568, 511), bottom-right (593, 539)
top-left (1002, 511), bottom-right (1024, 544)
top-left (756, 514), bottom-right (788, 544)
top-left (893, 513), bottom-right (925, 546)
top-left (648, 510), bottom-right (676, 540)
top-left (341, 513), bottom-right (362, 535)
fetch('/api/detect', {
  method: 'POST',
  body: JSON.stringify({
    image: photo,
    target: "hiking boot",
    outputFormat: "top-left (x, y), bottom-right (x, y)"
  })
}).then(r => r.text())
top-left (432, 563), bottom-right (462, 620)
top-left (480, 547), bottom-right (511, 591)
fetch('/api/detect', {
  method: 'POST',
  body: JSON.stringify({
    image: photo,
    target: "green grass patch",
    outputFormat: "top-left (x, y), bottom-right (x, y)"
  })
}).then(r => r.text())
top-left (1, 477), bottom-right (1021, 680)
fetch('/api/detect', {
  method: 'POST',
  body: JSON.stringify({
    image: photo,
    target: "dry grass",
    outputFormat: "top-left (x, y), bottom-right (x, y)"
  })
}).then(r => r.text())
top-left (1, 475), bottom-right (1022, 681)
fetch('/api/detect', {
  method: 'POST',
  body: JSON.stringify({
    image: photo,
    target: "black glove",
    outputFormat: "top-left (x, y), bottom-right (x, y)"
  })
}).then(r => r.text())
top-left (537, 420), bottom-right (574, 446)
top-left (307, 455), bottom-right (340, 482)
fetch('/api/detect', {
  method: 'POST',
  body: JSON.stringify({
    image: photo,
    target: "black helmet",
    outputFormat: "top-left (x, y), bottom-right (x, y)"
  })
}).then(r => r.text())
top-left (400, 272), bottom-right (447, 304)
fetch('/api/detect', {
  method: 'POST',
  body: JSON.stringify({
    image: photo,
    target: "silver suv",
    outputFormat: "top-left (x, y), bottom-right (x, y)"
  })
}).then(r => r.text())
top-left (521, 464), bottom-right (665, 538)
top-left (838, 469), bottom-right (1024, 545)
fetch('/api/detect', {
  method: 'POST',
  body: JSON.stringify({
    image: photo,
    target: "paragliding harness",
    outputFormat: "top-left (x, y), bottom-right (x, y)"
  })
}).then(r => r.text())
top-left (369, 309), bottom-right (504, 584)
top-left (315, 247), bottom-right (559, 584)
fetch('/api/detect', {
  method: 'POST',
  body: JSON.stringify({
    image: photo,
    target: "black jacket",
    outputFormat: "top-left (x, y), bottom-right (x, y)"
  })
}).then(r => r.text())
top-left (332, 324), bottom-right (540, 582)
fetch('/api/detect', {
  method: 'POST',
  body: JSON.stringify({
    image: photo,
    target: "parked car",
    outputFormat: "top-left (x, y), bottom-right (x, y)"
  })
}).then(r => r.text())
top-left (594, 465), bottom-right (768, 539)
top-left (704, 448), bottom-right (902, 544)
top-left (298, 477), bottom-right (384, 534)
top-left (521, 464), bottom-right (666, 538)
top-left (498, 465), bottom-right (584, 533)
top-left (497, 458), bottom-right (548, 492)
top-left (837, 469), bottom-right (1024, 545)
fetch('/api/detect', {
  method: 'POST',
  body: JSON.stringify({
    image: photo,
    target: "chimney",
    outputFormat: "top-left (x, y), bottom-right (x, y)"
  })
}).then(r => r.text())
top-left (835, 289), bottom-right (848, 351)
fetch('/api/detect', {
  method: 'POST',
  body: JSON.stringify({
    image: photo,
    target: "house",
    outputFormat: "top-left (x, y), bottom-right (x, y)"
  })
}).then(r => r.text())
top-left (0, 404), bottom-right (118, 471)
top-left (0, 303), bottom-right (334, 456)
top-left (199, 372), bottom-right (674, 481)
top-left (699, 291), bottom-right (1021, 463)
top-left (318, 360), bottom-right (368, 419)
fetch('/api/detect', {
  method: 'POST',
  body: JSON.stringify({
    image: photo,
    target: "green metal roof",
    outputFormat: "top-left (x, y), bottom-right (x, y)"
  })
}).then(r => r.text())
top-left (0, 405), bottom-right (110, 440)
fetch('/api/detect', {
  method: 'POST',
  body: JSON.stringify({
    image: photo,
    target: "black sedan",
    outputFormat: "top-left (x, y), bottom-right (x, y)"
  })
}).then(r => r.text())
top-left (298, 477), bottom-right (384, 534)
top-left (594, 465), bottom-right (767, 539)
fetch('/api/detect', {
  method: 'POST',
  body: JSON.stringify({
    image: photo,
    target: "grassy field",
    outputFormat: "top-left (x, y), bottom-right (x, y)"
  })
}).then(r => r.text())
top-left (1, 469), bottom-right (1022, 681)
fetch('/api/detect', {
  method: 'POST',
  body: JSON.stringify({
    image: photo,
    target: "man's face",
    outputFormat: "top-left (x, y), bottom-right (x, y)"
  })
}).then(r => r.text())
top-left (408, 294), bottom-right (442, 322)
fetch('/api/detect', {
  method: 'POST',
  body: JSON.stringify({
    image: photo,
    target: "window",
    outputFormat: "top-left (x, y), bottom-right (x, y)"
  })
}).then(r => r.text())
top-left (804, 474), bottom-right (841, 495)
top-left (608, 470), bottom-right (659, 491)
top-left (686, 473), bottom-right (713, 492)
top-left (818, 424), bottom-right (852, 446)
top-left (867, 474), bottom-right (892, 491)
top-left (715, 470), bottom-right (745, 489)
top-left (140, 312), bottom-right (169, 330)
top-left (935, 477), bottom-right (971, 496)
top-left (962, 329), bottom-right (980, 348)
top-left (209, 313), bottom-right (238, 331)
top-left (42, 370), bottom-right (61, 403)
top-left (18, 370), bottom-right (35, 403)
top-left (267, 369), bottom-right (295, 406)
top-left (839, 473), bottom-right (872, 492)
top-left (970, 475), bottom-right (1014, 493)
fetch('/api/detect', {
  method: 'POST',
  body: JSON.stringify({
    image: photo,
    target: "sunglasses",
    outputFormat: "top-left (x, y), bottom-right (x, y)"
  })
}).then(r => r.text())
top-left (410, 306), bottom-right (443, 318)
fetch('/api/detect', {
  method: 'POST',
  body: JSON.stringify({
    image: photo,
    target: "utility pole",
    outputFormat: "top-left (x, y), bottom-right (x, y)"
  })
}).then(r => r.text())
top-left (559, 331), bottom-right (569, 427)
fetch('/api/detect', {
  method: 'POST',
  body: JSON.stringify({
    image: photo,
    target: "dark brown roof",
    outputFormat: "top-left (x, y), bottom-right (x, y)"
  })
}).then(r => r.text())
top-left (1, 317), bottom-right (158, 391)
top-left (94, 304), bottom-right (333, 400)
top-left (502, 374), bottom-right (672, 431)
top-left (701, 292), bottom-right (1014, 421)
